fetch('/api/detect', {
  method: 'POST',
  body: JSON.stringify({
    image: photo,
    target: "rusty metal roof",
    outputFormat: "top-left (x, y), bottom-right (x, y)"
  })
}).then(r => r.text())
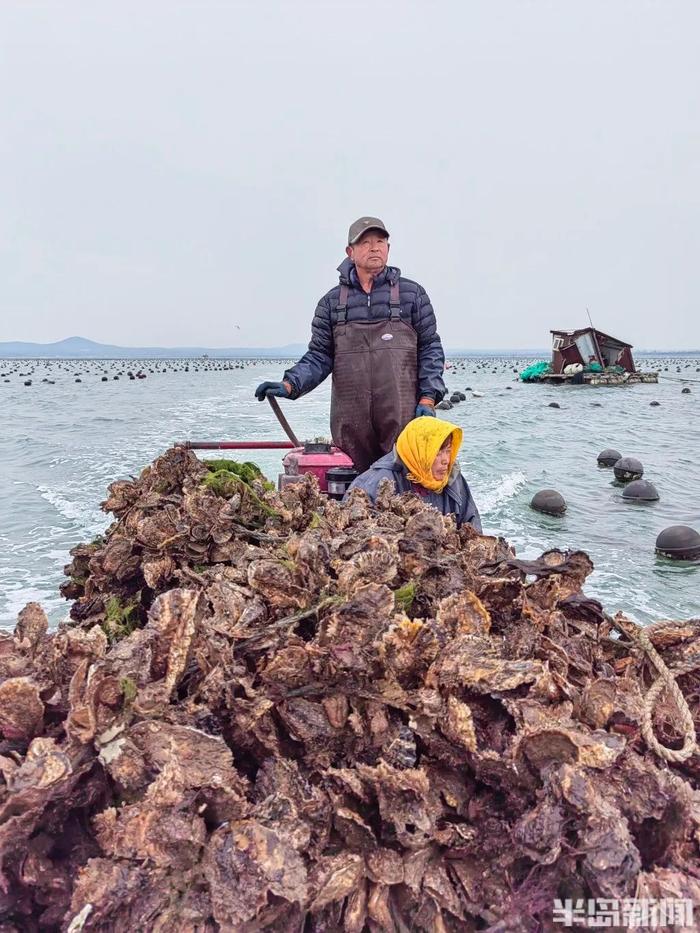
top-left (550, 327), bottom-right (632, 347)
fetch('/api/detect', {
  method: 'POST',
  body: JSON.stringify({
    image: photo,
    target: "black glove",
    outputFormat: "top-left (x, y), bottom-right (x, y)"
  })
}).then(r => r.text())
top-left (255, 381), bottom-right (291, 401)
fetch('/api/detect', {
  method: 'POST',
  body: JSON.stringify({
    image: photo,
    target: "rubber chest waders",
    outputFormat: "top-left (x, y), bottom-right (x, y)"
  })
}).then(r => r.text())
top-left (330, 280), bottom-right (418, 473)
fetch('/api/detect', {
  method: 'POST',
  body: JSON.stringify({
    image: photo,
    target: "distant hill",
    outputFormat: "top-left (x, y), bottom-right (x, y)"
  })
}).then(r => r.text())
top-left (0, 336), bottom-right (695, 360)
top-left (0, 336), bottom-right (308, 359)
top-left (1, 336), bottom-right (549, 359)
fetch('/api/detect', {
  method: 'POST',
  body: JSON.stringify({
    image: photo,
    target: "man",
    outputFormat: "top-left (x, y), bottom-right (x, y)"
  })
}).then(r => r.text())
top-left (255, 216), bottom-right (446, 472)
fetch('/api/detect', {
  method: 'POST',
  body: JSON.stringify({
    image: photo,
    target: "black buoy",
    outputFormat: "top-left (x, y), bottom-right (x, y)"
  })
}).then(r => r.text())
top-left (655, 526), bottom-right (700, 561)
top-left (597, 448), bottom-right (622, 467)
top-left (449, 393), bottom-right (461, 404)
top-left (548, 402), bottom-right (560, 409)
top-left (682, 387), bottom-right (691, 394)
top-left (436, 400), bottom-right (453, 410)
top-left (650, 401), bottom-right (660, 407)
top-left (530, 489), bottom-right (567, 516)
top-left (622, 480), bottom-right (659, 502)
top-left (614, 457), bottom-right (644, 482)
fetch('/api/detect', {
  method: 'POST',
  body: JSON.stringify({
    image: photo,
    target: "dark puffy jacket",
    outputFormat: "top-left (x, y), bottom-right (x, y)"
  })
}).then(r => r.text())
top-left (284, 258), bottom-right (446, 402)
top-left (346, 449), bottom-right (482, 532)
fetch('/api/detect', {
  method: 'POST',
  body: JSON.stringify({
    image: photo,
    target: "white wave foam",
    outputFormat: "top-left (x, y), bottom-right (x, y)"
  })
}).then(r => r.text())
top-left (477, 470), bottom-right (527, 513)
top-left (37, 485), bottom-right (106, 534)
top-left (0, 582), bottom-right (67, 629)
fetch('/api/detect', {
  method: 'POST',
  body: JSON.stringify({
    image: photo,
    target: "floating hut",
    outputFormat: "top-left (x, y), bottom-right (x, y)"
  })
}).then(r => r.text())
top-left (521, 327), bottom-right (658, 384)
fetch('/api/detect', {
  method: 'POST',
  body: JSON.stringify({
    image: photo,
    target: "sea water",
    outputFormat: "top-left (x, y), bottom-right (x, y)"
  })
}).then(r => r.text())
top-left (1, 355), bottom-right (698, 627)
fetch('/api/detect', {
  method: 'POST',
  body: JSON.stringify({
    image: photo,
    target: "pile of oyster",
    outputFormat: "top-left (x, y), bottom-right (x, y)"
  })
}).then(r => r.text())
top-left (1, 446), bottom-right (699, 931)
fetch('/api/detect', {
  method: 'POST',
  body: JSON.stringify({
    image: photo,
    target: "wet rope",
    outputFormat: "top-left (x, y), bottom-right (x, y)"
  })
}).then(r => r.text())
top-left (616, 617), bottom-right (699, 763)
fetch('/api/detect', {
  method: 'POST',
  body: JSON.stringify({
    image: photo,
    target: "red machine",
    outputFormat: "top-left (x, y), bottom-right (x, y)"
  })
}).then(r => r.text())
top-left (278, 442), bottom-right (354, 494)
top-left (178, 397), bottom-right (358, 499)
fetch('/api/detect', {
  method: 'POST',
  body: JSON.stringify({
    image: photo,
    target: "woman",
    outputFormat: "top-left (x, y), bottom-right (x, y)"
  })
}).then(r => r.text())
top-left (346, 417), bottom-right (482, 531)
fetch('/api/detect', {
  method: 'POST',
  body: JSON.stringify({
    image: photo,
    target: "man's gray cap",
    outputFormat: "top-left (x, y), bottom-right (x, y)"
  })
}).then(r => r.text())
top-left (348, 216), bottom-right (390, 245)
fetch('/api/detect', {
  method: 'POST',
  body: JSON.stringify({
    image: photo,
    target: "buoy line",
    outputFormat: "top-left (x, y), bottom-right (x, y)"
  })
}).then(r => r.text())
top-left (657, 374), bottom-right (700, 384)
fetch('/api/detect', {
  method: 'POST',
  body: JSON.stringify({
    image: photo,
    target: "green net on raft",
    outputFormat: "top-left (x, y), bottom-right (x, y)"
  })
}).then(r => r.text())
top-left (519, 361), bottom-right (551, 382)
top-left (585, 362), bottom-right (604, 373)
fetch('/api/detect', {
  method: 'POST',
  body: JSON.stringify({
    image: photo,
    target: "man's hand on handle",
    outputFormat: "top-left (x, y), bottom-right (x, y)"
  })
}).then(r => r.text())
top-left (255, 381), bottom-right (293, 401)
top-left (415, 397), bottom-right (436, 418)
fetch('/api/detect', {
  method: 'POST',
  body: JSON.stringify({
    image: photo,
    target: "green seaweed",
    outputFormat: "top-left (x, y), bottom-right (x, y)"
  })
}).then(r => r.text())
top-left (202, 469), bottom-right (278, 516)
top-left (204, 458), bottom-right (274, 490)
top-left (204, 458), bottom-right (260, 477)
top-left (120, 676), bottom-right (138, 703)
top-left (201, 470), bottom-right (242, 498)
top-left (101, 596), bottom-right (140, 643)
top-left (394, 580), bottom-right (418, 614)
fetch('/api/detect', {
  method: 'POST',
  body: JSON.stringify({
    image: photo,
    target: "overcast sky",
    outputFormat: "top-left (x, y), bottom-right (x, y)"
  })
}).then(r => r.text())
top-left (1, 1), bottom-right (698, 350)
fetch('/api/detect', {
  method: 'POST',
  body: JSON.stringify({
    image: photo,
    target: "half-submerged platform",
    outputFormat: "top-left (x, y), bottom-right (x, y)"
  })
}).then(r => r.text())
top-left (539, 371), bottom-right (659, 386)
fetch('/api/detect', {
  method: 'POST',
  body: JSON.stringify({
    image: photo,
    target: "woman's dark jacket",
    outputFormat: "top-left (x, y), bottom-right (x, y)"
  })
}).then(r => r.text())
top-left (345, 449), bottom-right (482, 532)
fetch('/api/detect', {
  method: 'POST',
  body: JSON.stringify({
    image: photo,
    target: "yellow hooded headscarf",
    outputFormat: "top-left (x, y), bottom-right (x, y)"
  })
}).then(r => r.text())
top-left (395, 417), bottom-right (463, 493)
